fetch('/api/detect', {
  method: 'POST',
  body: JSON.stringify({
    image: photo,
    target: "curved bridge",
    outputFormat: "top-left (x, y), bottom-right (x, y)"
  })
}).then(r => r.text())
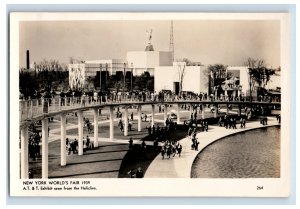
top-left (20, 96), bottom-right (280, 127)
top-left (18, 96), bottom-right (280, 179)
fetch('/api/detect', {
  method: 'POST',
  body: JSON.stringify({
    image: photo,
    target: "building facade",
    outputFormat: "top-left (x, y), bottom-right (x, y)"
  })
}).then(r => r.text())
top-left (68, 50), bottom-right (173, 90)
top-left (226, 66), bottom-right (250, 97)
top-left (126, 51), bottom-right (173, 76)
top-left (154, 62), bottom-right (208, 94)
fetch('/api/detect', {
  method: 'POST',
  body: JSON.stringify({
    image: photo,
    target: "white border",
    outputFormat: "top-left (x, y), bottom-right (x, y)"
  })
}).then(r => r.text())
top-left (9, 12), bottom-right (290, 197)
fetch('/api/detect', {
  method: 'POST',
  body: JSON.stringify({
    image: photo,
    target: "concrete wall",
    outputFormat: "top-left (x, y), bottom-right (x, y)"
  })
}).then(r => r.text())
top-left (84, 59), bottom-right (126, 75)
top-left (199, 66), bottom-right (209, 94)
top-left (154, 65), bottom-right (208, 93)
top-left (154, 66), bottom-right (179, 92)
top-left (181, 66), bottom-right (201, 92)
top-left (127, 51), bottom-right (149, 69)
top-left (159, 51), bottom-right (173, 66)
top-left (127, 51), bottom-right (172, 74)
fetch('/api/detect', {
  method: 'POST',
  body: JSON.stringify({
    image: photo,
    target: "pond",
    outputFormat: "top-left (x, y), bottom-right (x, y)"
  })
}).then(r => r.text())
top-left (191, 126), bottom-right (280, 178)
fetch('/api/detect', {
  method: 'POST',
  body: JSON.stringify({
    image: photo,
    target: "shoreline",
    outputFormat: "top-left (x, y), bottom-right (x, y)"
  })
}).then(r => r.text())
top-left (145, 117), bottom-right (280, 178)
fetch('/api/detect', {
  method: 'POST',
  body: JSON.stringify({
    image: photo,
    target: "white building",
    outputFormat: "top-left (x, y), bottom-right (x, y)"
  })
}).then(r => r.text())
top-left (226, 66), bottom-right (250, 96)
top-left (68, 50), bottom-right (173, 90)
top-left (154, 62), bottom-right (208, 94)
top-left (126, 51), bottom-right (173, 76)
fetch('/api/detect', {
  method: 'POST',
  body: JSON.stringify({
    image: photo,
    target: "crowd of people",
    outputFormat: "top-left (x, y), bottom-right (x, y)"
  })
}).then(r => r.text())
top-left (160, 140), bottom-right (182, 159)
top-left (217, 114), bottom-right (246, 129)
top-left (127, 167), bottom-right (144, 178)
top-left (66, 135), bottom-right (94, 155)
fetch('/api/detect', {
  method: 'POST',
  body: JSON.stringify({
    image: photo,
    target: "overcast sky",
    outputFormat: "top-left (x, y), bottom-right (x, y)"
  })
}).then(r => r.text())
top-left (19, 20), bottom-right (280, 68)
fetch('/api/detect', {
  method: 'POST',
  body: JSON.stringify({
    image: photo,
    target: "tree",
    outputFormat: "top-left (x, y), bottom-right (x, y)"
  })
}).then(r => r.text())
top-left (19, 59), bottom-right (68, 98)
top-left (177, 63), bottom-right (186, 94)
top-left (132, 72), bottom-right (154, 91)
top-left (207, 64), bottom-right (230, 95)
top-left (19, 71), bottom-right (38, 98)
top-left (244, 57), bottom-right (278, 99)
top-left (182, 58), bottom-right (192, 66)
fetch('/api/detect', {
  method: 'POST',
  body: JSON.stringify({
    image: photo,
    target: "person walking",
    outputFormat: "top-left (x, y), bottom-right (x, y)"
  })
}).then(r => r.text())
top-left (166, 145), bottom-right (172, 159)
top-left (218, 117), bottom-right (222, 127)
top-left (240, 117), bottom-right (243, 128)
top-left (242, 118), bottom-right (246, 128)
top-left (161, 147), bottom-right (165, 160)
top-left (128, 138), bottom-right (133, 151)
top-left (131, 112), bottom-right (134, 121)
top-left (194, 139), bottom-right (199, 151)
top-left (176, 142), bottom-right (182, 157)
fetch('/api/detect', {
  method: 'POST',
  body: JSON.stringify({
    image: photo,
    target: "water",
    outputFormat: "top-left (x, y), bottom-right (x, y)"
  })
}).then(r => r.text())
top-left (191, 126), bottom-right (280, 178)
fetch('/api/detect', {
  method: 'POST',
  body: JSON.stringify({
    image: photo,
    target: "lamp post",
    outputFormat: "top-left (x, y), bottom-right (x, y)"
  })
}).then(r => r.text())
top-left (247, 68), bottom-right (253, 103)
top-left (130, 62), bottom-right (133, 92)
top-left (105, 63), bottom-right (108, 88)
top-left (99, 64), bottom-right (102, 92)
top-left (123, 62), bottom-right (126, 99)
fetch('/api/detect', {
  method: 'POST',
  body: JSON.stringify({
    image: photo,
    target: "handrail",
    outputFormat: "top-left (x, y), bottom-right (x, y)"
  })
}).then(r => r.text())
top-left (19, 95), bottom-right (280, 124)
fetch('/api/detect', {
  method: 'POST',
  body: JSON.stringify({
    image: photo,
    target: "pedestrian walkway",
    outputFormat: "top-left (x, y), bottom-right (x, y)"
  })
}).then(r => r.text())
top-left (145, 117), bottom-right (280, 178)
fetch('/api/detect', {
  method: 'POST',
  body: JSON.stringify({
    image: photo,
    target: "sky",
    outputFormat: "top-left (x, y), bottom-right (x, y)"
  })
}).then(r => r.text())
top-left (19, 20), bottom-right (281, 68)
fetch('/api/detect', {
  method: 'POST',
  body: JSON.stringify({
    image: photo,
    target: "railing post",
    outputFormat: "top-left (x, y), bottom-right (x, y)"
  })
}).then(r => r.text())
top-left (164, 104), bottom-right (168, 124)
top-left (42, 98), bottom-right (45, 113)
top-left (30, 100), bottom-right (33, 118)
top-left (109, 106), bottom-right (114, 140)
top-left (20, 125), bottom-right (29, 179)
top-left (59, 98), bottom-right (61, 110)
top-left (42, 118), bottom-right (49, 179)
top-left (214, 104), bottom-right (217, 118)
top-left (24, 101), bottom-right (28, 119)
top-left (137, 105), bottom-right (142, 132)
top-left (176, 103), bottom-right (180, 124)
top-left (60, 114), bottom-right (66, 166)
top-left (226, 104), bottom-right (229, 115)
top-left (189, 103), bottom-right (193, 119)
top-left (78, 111), bottom-right (83, 156)
top-left (202, 104), bottom-right (205, 119)
top-left (151, 104), bottom-right (155, 127)
top-left (93, 108), bottom-right (99, 148)
top-left (124, 106), bottom-right (128, 136)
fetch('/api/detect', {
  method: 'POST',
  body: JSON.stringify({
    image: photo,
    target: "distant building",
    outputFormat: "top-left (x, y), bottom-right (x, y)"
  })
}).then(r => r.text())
top-left (224, 66), bottom-right (249, 97)
top-left (154, 62), bottom-right (208, 94)
top-left (68, 49), bottom-right (173, 90)
top-left (126, 51), bottom-right (173, 76)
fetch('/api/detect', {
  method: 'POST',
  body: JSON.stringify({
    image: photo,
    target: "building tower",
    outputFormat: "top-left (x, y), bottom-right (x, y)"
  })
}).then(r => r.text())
top-left (169, 20), bottom-right (174, 62)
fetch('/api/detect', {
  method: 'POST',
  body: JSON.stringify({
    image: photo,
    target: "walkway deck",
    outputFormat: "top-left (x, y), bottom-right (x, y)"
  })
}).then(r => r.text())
top-left (145, 117), bottom-right (280, 178)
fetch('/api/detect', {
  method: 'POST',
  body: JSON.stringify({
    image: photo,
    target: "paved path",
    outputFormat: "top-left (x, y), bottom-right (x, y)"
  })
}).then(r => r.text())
top-left (145, 117), bottom-right (280, 178)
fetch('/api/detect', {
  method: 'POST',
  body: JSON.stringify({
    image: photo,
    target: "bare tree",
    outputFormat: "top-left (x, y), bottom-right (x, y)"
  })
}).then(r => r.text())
top-left (177, 63), bottom-right (186, 94)
top-left (207, 64), bottom-right (229, 95)
top-left (244, 57), bottom-right (278, 100)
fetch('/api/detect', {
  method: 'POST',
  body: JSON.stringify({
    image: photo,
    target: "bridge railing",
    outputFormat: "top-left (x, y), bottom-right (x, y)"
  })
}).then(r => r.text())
top-left (19, 95), bottom-right (279, 122)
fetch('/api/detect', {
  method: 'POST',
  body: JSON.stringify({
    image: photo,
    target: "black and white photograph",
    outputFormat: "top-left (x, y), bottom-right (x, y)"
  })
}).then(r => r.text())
top-left (9, 12), bottom-right (291, 197)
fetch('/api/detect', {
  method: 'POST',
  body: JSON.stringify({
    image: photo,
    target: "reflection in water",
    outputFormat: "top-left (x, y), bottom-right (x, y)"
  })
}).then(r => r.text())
top-left (191, 126), bottom-right (280, 178)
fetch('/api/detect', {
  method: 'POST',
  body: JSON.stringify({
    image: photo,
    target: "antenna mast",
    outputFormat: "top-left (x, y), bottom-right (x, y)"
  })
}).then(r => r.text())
top-left (169, 20), bottom-right (174, 62)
